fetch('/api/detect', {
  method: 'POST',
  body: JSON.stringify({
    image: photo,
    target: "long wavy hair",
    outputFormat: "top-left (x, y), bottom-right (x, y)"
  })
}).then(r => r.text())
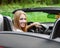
top-left (13, 10), bottom-right (27, 32)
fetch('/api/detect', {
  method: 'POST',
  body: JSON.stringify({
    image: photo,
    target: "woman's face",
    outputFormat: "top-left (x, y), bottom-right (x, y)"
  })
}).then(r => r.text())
top-left (19, 14), bottom-right (27, 28)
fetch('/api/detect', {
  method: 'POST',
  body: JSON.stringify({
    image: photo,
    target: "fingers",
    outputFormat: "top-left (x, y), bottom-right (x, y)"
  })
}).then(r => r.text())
top-left (32, 22), bottom-right (41, 28)
top-left (33, 22), bottom-right (40, 25)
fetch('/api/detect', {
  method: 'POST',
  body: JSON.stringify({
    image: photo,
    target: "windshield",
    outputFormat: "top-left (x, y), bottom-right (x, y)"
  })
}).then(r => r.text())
top-left (26, 12), bottom-right (56, 22)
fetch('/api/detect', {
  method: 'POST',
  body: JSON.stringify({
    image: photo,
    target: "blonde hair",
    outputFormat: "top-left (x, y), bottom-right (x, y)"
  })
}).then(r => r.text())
top-left (13, 10), bottom-right (27, 32)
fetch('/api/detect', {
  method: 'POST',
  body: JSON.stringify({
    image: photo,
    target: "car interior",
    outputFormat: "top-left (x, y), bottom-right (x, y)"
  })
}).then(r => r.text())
top-left (3, 15), bottom-right (54, 35)
top-left (0, 7), bottom-right (60, 35)
top-left (1, 14), bottom-right (60, 38)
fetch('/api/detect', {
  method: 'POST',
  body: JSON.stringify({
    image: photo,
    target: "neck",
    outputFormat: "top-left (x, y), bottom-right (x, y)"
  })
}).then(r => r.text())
top-left (21, 27), bottom-right (26, 32)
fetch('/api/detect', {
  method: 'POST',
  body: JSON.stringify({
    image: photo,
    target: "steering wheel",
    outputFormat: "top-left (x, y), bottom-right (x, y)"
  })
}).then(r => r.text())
top-left (27, 24), bottom-right (49, 34)
top-left (27, 22), bottom-right (49, 33)
top-left (27, 26), bottom-right (36, 33)
top-left (39, 24), bottom-right (49, 33)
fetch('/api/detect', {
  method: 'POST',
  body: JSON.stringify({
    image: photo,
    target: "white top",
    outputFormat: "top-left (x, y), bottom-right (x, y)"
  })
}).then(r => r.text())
top-left (12, 26), bottom-right (23, 32)
top-left (13, 29), bottom-right (23, 32)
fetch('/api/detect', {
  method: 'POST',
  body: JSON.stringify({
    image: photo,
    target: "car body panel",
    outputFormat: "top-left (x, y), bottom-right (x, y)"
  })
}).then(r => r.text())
top-left (0, 32), bottom-right (60, 48)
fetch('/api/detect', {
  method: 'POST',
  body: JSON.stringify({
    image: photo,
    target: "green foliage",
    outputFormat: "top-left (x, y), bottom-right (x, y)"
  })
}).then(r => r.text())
top-left (52, 0), bottom-right (59, 4)
top-left (0, 3), bottom-right (56, 22)
top-left (0, 0), bottom-right (60, 5)
top-left (27, 12), bottom-right (56, 22)
top-left (0, 1), bottom-right (59, 22)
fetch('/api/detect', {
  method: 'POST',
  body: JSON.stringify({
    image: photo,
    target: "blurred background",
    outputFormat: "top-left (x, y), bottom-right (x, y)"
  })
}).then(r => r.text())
top-left (0, 0), bottom-right (59, 22)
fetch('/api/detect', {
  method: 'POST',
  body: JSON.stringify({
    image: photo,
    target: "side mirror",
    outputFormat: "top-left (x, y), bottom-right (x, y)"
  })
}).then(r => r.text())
top-left (47, 13), bottom-right (60, 19)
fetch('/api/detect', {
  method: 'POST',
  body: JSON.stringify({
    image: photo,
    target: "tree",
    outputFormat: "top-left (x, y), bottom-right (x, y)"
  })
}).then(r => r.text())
top-left (53, 0), bottom-right (59, 4)
top-left (0, 0), bottom-right (2, 4)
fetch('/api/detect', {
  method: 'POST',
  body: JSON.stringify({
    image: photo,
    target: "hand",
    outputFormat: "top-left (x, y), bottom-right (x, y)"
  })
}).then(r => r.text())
top-left (32, 22), bottom-right (41, 28)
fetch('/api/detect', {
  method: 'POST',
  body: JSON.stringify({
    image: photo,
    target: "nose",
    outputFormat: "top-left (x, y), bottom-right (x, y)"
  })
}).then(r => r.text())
top-left (22, 19), bottom-right (26, 23)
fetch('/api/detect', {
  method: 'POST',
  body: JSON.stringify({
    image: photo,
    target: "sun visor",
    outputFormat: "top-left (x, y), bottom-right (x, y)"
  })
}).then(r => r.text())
top-left (0, 14), bottom-right (3, 31)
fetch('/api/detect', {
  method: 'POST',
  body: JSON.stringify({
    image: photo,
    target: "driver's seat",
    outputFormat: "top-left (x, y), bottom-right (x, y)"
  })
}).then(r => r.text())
top-left (50, 18), bottom-right (60, 39)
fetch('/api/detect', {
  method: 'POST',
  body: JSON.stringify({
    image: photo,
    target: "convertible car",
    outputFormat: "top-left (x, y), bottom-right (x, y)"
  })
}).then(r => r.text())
top-left (0, 7), bottom-right (60, 48)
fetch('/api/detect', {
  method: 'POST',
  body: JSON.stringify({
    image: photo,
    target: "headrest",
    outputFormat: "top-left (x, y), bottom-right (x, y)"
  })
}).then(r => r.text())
top-left (5, 16), bottom-right (12, 22)
top-left (0, 14), bottom-right (3, 31)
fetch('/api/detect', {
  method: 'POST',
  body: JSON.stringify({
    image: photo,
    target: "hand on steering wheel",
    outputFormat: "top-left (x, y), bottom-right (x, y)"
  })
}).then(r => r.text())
top-left (29, 22), bottom-right (42, 33)
top-left (32, 22), bottom-right (40, 27)
top-left (27, 22), bottom-right (49, 34)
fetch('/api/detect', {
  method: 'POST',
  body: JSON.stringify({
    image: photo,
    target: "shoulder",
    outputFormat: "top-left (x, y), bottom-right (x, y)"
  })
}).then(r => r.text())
top-left (13, 28), bottom-right (23, 32)
top-left (16, 29), bottom-right (23, 32)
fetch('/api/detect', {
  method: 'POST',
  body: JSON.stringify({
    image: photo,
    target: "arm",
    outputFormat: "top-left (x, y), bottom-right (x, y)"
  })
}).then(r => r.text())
top-left (27, 22), bottom-right (40, 30)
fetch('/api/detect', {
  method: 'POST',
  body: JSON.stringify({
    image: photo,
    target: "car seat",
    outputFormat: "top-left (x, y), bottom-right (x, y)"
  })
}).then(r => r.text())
top-left (3, 16), bottom-right (12, 31)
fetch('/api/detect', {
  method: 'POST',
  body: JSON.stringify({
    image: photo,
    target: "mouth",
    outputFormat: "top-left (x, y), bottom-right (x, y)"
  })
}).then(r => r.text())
top-left (20, 23), bottom-right (26, 27)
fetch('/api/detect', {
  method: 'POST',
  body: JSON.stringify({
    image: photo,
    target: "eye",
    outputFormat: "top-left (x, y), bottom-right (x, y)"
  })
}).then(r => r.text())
top-left (20, 18), bottom-right (26, 20)
top-left (24, 18), bottom-right (26, 20)
top-left (20, 18), bottom-right (23, 20)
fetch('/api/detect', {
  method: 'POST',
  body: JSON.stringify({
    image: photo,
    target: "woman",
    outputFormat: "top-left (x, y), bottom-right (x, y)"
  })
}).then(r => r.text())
top-left (13, 10), bottom-right (40, 32)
